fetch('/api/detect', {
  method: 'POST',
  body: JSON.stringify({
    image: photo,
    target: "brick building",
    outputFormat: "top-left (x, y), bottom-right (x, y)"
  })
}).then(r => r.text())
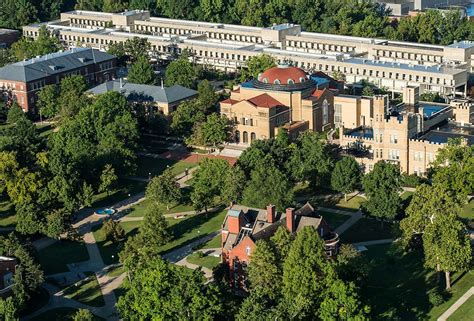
top-left (220, 65), bottom-right (336, 144)
top-left (221, 203), bottom-right (339, 289)
top-left (0, 256), bottom-right (16, 297)
top-left (0, 48), bottom-right (117, 112)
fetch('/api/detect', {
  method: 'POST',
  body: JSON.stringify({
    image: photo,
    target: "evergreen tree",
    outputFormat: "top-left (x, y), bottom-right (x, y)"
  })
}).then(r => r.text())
top-left (127, 55), bottom-right (156, 85)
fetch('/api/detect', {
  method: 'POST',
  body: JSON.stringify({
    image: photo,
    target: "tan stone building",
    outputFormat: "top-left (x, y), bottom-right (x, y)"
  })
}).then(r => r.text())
top-left (338, 90), bottom-right (474, 175)
top-left (23, 10), bottom-right (473, 96)
top-left (220, 65), bottom-right (334, 144)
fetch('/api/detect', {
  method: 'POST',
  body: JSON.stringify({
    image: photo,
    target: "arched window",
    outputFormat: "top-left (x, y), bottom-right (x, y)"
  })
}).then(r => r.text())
top-left (250, 132), bottom-right (256, 142)
top-left (243, 131), bottom-right (248, 143)
top-left (274, 79), bottom-right (280, 85)
top-left (299, 77), bottom-right (306, 83)
top-left (322, 99), bottom-right (329, 125)
top-left (235, 130), bottom-right (240, 143)
top-left (287, 79), bottom-right (294, 85)
top-left (262, 78), bottom-right (268, 83)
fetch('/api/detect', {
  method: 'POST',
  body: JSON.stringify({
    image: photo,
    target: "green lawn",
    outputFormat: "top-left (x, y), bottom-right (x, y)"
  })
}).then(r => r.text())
top-left (125, 187), bottom-right (194, 218)
top-left (447, 296), bottom-right (474, 321)
top-left (63, 272), bottom-right (105, 307)
top-left (340, 218), bottom-right (395, 243)
top-left (159, 209), bottom-right (226, 254)
top-left (197, 235), bottom-right (222, 250)
top-left (361, 244), bottom-right (474, 321)
top-left (29, 307), bottom-right (104, 321)
top-left (36, 124), bottom-right (54, 138)
top-left (319, 211), bottom-right (350, 230)
top-left (91, 179), bottom-right (146, 209)
top-left (93, 221), bottom-right (142, 265)
top-left (334, 195), bottom-right (366, 212)
top-left (106, 265), bottom-right (124, 278)
top-left (36, 240), bottom-right (89, 275)
top-left (460, 199), bottom-right (474, 223)
top-left (0, 196), bottom-right (16, 227)
top-left (135, 156), bottom-right (196, 179)
top-left (186, 252), bottom-right (221, 270)
top-left (94, 208), bottom-right (226, 264)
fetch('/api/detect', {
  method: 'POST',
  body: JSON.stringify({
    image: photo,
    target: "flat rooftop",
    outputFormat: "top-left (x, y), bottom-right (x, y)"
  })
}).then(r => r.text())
top-left (447, 41), bottom-right (474, 49)
top-left (345, 57), bottom-right (463, 74)
top-left (421, 123), bottom-right (474, 144)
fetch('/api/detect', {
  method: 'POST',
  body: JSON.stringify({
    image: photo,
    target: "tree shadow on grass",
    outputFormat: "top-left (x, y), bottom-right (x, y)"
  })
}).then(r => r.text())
top-left (92, 224), bottom-right (140, 266)
top-left (362, 244), bottom-right (434, 320)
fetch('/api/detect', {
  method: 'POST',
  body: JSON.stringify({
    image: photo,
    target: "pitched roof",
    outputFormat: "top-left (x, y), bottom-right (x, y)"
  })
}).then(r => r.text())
top-left (248, 93), bottom-right (283, 108)
top-left (311, 89), bottom-right (326, 99)
top-left (221, 98), bottom-right (239, 105)
top-left (88, 80), bottom-right (197, 103)
top-left (0, 48), bottom-right (115, 82)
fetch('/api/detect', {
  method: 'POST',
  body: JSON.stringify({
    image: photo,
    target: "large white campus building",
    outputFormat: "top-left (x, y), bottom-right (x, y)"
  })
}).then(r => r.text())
top-left (23, 10), bottom-right (474, 96)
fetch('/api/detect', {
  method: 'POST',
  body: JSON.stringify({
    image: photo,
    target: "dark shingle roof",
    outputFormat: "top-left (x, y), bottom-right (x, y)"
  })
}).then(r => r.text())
top-left (88, 80), bottom-right (197, 104)
top-left (0, 48), bottom-right (115, 83)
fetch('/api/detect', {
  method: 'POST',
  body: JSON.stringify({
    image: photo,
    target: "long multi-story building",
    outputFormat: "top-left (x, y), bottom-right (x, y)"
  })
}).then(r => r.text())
top-left (23, 10), bottom-right (474, 97)
top-left (376, 0), bottom-right (470, 16)
top-left (0, 48), bottom-right (116, 112)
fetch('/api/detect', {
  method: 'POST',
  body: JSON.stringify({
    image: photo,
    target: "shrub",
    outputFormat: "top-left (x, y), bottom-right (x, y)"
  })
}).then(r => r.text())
top-left (428, 289), bottom-right (445, 306)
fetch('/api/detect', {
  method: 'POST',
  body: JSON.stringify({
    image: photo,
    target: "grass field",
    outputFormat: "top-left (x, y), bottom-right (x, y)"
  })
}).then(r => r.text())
top-left (186, 252), bottom-right (220, 270)
top-left (361, 244), bottom-right (474, 321)
top-left (340, 218), bottom-right (395, 243)
top-left (91, 179), bottom-right (146, 209)
top-left (93, 221), bottom-right (142, 265)
top-left (460, 199), bottom-right (474, 226)
top-left (0, 196), bottom-right (16, 227)
top-left (447, 296), bottom-right (474, 321)
top-left (197, 235), bottom-right (222, 250)
top-left (334, 195), bottom-right (366, 211)
top-left (318, 210), bottom-right (350, 230)
top-left (63, 272), bottom-right (105, 307)
top-left (29, 307), bottom-right (104, 321)
top-left (135, 156), bottom-right (196, 179)
top-left (36, 240), bottom-right (89, 275)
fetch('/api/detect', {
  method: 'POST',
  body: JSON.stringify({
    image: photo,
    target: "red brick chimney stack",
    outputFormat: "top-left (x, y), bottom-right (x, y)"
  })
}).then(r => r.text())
top-left (266, 204), bottom-right (276, 223)
top-left (286, 208), bottom-right (295, 233)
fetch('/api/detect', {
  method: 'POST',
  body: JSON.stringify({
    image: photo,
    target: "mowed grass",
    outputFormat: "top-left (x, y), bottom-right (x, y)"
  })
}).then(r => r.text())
top-left (91, 179), bottom-right (146, 209)
top-left (135, 156), bottom-right (196, 179)
top-left (334, 195), bottom-right (365, 212)
top-left (93, 209), bottom-right (226, 264)
top-left (29, 307), bottom-right (104, 321)
top-left (319, 211), bottom-right (350, 230)
top-left (447, 296), bottom-right (474, 321)
top-left (36, 240), bottom-right (89, 275)
top-left (197, 235), bottom-right (222, 250)
top-left (340, 218), bottom-right (396, 243)
top-left (186, 252), bottom-right (221, 270)
top-left (63, 272), bottom-right (105, 307)
top-left (361, 244), bottom-right (474, 321)
top-left (0, 196), bottom-right (16, 227)
top-left (460, 199), bottom-right (474, 227)
top-left (93, 221), bottom-right (142, 265)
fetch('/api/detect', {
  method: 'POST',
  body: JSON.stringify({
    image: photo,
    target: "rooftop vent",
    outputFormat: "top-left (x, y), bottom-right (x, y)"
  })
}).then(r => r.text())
top-left (78, 57), bottom-right (89, 63)
top-left (48, 65), bottom-right (61, 71)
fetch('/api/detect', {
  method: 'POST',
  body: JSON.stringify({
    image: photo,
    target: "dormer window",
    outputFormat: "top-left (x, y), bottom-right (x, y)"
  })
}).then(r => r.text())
top-left (274, 79), bottom-right (280, 85)
top-left (288, 79), bottom-right (295, 85)
top-left (299, 77), bottom-right (306, 82)
top-left (246, 246), bottom-right (251, 255)
top-left (262, 78), bottom-right (268, 83)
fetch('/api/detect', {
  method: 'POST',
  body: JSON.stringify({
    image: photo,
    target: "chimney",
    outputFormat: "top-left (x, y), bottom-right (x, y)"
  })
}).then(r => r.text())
top-left (286, 208), bottom-right (294, 233)
top-left (266, 204), bottom-right (276, 224)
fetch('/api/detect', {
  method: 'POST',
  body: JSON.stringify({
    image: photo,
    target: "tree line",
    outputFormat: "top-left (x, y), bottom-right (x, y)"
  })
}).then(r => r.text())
top-left (1, 0), bottom-right (473, 46)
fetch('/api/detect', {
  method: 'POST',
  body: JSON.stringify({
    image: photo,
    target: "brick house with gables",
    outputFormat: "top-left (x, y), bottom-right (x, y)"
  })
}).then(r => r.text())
top-left (221, 203), bottom-right (339, 289)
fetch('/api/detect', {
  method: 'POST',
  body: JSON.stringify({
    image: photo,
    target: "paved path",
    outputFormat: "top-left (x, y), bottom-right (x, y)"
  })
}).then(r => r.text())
top-left (175, 257), bottom-right (213, 279)
top-left (437, 287), bottom-right (474, 321)
top-left (163, 231), bottom-right (220, 263)
top-left (334, 210), bottom-right (364, 235)
top-left (352, 239), bottom-right (395, 247)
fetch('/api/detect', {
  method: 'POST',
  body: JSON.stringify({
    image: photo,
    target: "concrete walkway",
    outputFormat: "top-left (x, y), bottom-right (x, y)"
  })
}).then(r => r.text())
top-left (437, 287), bottom-right (474, 321)
top-left (163, 231), bottom-right (220, 263)
top-left (334, 210), bottom-right (364, 235)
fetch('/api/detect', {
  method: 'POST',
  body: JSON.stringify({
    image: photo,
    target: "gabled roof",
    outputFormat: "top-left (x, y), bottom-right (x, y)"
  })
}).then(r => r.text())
top-left (248, 93), bottom-right (284, 108)
top-left (88, 80), bottom-right (197, 103)
top-left (0, 48), bottom-right (115, 82)
top-left (221, 98), bottom-right (239, 105)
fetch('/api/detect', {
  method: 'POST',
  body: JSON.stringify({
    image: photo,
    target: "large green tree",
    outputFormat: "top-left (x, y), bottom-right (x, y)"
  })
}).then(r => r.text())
top-left (127, 55), bottom-right (156, 85)
top-left (165, 57), bottom-right (197, 88)
top-left (117, 256), bottom-right (223, 320)
top-left (37, 84), bottom-right (59, 118)
top-left (240, 54), bottom-right (276, 81)
top-left (362, 161), bottom-right (401, 223)
top-left (400, 184), bottom-right (472, 290)
top-left (331, 156), bottom-right (361, 201)
top-left (146, 168), bottom-right (181, 210)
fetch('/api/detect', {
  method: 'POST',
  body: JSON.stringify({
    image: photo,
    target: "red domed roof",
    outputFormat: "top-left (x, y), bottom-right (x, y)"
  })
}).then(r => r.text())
top-left (258, 65), bottom-right (308, 85)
